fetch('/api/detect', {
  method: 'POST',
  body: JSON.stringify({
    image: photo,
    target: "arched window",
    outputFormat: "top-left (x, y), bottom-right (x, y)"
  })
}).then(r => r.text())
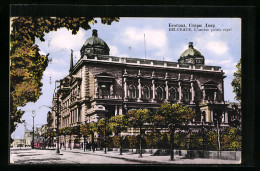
top-left (156, 87), bottom-right (163, 101)
top-left (143, 86), bottom-right (150, 99)
top-left (129, 86), bottom-right (135, 99)
top-left (182, 89), bottom-right (189, 103)
top-left (169, 88), bottom-right (176, 101)
top-left (99, 84), bottom-right (109, 98)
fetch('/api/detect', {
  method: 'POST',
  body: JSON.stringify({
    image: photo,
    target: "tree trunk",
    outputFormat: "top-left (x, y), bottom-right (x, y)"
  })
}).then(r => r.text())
top-left (139, 126), bottom-right (142, 157)
top-left (83, 136), bottom-right (86, 152)
top-left (70, 135), bottom-right (72, 150)
top-left (64, 135), bottom-right (66, 150)
top-left (92, 132), bottom-right (95, 152)
top-left (170, 127), bottom-right (175, 161)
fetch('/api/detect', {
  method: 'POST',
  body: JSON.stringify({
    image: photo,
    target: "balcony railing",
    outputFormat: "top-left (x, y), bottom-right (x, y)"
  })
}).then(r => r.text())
top-left (83, 55), bottom-right (222, 72)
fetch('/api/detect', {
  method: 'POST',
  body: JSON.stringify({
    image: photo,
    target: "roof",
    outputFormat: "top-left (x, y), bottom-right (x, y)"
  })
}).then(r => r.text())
top-left (180, 42), bottom-right (203, 57)
top-left (83, 29), bottom-right (109, 50)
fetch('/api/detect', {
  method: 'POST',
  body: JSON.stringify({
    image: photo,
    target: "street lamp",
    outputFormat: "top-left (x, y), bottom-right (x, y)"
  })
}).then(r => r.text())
top-left (54, 80), bottom-right (61, 155)
top-left (31, 110), bottom-right (36, 149)
top-left (104, 116), bottom-right (107, 154)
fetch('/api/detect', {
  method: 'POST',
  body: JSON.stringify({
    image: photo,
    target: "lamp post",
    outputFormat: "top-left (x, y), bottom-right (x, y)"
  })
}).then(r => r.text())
top-left (31, 110), bottom-right (36, 149)
top-left (104, 116), bottom-right (107, 154)
top-left (54, 80), bottom-right (62, 155)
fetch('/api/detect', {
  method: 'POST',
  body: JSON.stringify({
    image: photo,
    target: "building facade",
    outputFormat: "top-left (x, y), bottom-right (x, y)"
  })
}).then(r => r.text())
top-left (49, 30), bottom-right (240, 146)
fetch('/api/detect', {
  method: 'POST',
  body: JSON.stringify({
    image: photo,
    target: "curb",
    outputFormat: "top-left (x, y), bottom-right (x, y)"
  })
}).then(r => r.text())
top-left (63, 150), bottom-right (171, 164)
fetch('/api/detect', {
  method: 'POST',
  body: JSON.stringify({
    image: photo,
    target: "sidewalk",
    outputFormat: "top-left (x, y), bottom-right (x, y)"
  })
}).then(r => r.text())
top-left (60, 148), bottom-right (241, 165)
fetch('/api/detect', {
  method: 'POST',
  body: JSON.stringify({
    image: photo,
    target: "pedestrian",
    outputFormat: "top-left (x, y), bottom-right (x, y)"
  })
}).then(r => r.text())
top-left (81, 142), bottom-right (83, 149)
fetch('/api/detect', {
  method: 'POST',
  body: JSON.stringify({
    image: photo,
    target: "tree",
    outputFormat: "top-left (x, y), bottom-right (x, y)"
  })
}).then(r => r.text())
top-left (80, 124), bottom-right (91, 151)
top-left (126, 136), bottom-right (138, 152)
top-left (126, 109), bottom-right (151, 157)
top-left (109, 115), bottom-right (128, 155)
top-left (155, 103), bottom-right (195, 160)
top-left (89, 122), bottom-right (98, 152)
top-left (231, 59), bottom-right (241, 101)
top-left (10, 17), bottom-right (120, 137)
top-left (221, 127), bottom-right (241, 151)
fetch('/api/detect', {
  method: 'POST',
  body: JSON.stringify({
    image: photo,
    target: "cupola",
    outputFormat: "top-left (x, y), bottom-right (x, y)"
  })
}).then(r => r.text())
top-left (80, 29), bottom-right (110, 57)
top-left (178, 42), bottom-right (205, 65)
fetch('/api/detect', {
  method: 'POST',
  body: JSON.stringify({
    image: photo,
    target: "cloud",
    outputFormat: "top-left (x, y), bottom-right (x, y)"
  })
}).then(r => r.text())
top-left (206, 41), bottom-right (228, 55)
top-left (49, 28), bottom-right (86, 50)
top-left (109, 45), bottom-right (131, 57)
top-left (109, 45), bottom-right (119, 56)
top-left (122, 27), bottom-right (167, 49)
top-left (51, 58), bottom-right (67, 66)
top-left (43, 68), bottom-right (67, 78)
top-left (115, 27), bottom-right (169, 59)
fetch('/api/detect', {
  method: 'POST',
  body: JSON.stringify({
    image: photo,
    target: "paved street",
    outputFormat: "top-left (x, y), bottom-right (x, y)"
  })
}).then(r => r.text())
top-left (10, 148), bottom-right (241, 165)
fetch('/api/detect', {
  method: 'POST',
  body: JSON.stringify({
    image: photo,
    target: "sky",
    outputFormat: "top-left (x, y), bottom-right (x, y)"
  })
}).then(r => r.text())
top-left (11, 17), bottom-right (241, 139)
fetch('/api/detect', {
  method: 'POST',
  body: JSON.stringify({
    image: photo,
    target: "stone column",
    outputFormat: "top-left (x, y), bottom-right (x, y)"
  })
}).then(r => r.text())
top-left (225, 111), bottom-right (228, 124)
top-left (211, 110), bottom-right (214, 123)
top-left (152, 80), bottom-right (155, 102)
top-left (178, 81), bottom-right (181, 103)
top-left (110, 84), bottom-right (114, 98)
top-left (191, 82), bottom-right (195, 103)
top-left (94, 78), bottom-right (98, 98)
top-left (115, 106), bottom-right (118, 116)
top-left (222, 112), bottom-right (225, 123)
top-left (76, 108), bottom-right (79, 123)
top-left (124, 77), bottom-right (128, 100)
top-left (118, 106), bottom-right (122, 115)
top-left (165, 80), bottom-right (169, 102)
top-left (214, 91), bottom-right (217, 101)
top-left (137, 79), bottom-right (142, 102)
top-left (202, 89), bottom-right (206, 100)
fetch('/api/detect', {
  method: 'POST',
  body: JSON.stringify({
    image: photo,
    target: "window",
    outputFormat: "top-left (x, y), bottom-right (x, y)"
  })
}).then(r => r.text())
top-left (129, 86), bottom-right (135, 99)
top-left (206, 90), bottom-right (214, 101)
top-left (143, 86), bottom-right (149, 99)
top-left (182, 89), bottom-right (189, 103)
top-left (99, 84), bottom-right (109, 98)
top-left (169, 88), bottom-right (176, 101)
top-left (156, 87), bottom-right (163, 101)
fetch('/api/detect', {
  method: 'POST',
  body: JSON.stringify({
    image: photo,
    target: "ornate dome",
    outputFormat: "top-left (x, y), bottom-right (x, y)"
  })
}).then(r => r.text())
top-left (80, 29), bottom-right (110, 57)
top-left (178, 42), bottom-right (205, 65)
top-left (181, 42), bottom-right (202, 57)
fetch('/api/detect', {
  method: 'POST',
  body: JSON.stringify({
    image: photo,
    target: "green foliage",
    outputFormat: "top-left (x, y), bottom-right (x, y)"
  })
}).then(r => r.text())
top-left (156, 103), bottom-right (195, 127)
top-left (126, 109), bottom-right (151, 128)
top-left (89, 122), bottom-right (98, 133)
top-left (80, 124), bottom-right (91, 137)
top-left (221, 127), bottom-right (241, 151)
top-left (126, 136), bottom-right (138, 149)
top-left (206, 131), bottom-right (218, 150)
top-left (174, 131), bottom-right (187, 150)
top-left (108, 115), bottom-right (128, 135)
top-left (10, 17), bottom-right (119, 135)
top-left (190, 133), bottom-right (203, 150)
top-left (112, 136), bottom-right (120, 148)
top-left (231, 59), bottom-right (241, 101)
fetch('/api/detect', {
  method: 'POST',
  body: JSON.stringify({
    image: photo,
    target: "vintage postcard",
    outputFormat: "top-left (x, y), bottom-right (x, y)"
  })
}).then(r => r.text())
top-left (10, 14), bottom-right (242, 165)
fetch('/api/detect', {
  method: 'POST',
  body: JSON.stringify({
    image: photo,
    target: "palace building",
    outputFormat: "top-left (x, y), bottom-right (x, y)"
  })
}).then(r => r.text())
top-left (49, 29), bottom-right (241, 147)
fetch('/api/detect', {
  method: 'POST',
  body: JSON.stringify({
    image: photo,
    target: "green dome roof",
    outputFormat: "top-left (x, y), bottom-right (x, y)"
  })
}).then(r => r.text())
top-left (83, 29), bottom-right (109, 49)
top-left (81, 29), bottom-right (110, 56)
top-left (181, 42), bottom-right (202, 57)
top-left (178, 42), bottom-right (205, 65)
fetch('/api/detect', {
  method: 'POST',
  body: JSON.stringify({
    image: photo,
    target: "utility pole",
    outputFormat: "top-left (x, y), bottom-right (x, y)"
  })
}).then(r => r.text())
top-left (55, 80), bottom-right (61, 154)
top-left (32, 110), bottom-right (36, 149)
